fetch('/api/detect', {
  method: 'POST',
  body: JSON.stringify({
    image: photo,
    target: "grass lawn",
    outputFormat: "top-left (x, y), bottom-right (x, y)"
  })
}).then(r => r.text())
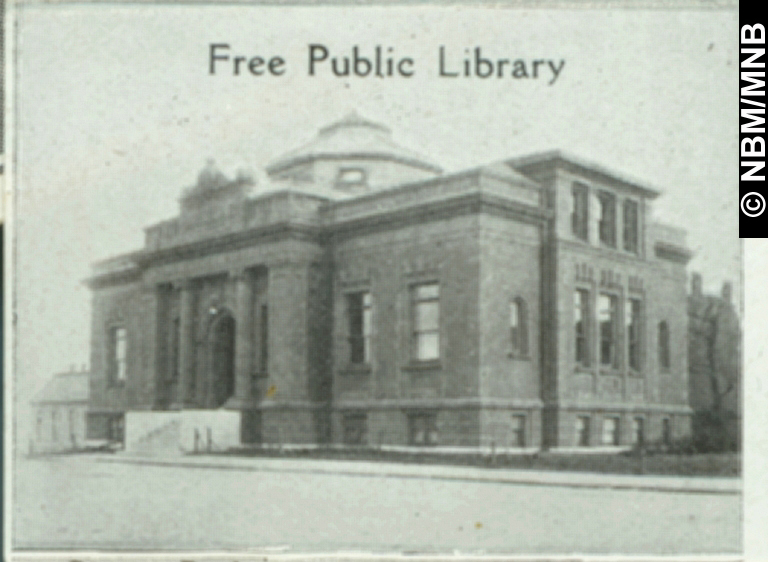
top-left (216, 447), bottom-right (740, 477)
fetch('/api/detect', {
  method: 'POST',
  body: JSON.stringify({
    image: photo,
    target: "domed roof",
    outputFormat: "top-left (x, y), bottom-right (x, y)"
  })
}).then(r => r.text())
top-left (266, 112), bottom-right (442, 175)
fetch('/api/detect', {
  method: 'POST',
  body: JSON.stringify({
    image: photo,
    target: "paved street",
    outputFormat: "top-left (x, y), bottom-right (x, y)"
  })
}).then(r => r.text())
top-left (13, 454), bottom-right (741, 554)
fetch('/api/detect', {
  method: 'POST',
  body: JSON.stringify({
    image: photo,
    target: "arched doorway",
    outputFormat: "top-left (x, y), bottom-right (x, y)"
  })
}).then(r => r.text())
top-left (209, 312), bottom-right (236, 408)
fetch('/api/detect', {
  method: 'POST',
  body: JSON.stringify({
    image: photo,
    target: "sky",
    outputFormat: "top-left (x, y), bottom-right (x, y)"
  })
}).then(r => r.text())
top-left (11, 4), bottom-right (739, 441)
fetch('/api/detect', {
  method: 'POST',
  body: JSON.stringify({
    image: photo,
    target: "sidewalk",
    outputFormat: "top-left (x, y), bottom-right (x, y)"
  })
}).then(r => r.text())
top-left (94, 452), bottom-right (741, 495)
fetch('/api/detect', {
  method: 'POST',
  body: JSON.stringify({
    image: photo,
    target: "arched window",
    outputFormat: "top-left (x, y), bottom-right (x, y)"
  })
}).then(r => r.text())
top-left (658, 321), bottom-right (671, 371)
top-left (510, 298), bottom-right (528, 356)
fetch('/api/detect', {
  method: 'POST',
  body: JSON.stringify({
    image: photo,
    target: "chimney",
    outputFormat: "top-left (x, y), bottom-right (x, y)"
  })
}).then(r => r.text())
top-left (722, 281), bottom-right (732, 303)
top-left (691, 272), bottom-right (703, 297)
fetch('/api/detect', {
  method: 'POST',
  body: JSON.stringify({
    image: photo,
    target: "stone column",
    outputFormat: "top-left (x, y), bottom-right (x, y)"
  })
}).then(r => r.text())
top-left (173, 280), bottom-right (196, 409)
top-left (226, 269), bottom-right (255, 409)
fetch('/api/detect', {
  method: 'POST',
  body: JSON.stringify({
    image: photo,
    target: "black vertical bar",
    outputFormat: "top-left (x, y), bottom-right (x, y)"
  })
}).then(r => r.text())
top-left (739, 12), bottom-right (768, 236)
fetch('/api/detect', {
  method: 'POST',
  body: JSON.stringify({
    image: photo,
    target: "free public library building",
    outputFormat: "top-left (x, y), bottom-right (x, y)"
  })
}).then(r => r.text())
top-left (86, 113), bottom-right (693, 452)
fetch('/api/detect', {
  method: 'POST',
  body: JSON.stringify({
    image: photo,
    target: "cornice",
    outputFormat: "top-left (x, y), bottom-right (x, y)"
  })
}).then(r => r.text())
top-left (88, 192), bottom-right (551, 288)
top-left (136, 222), bottom-right (324, 269)
top-left (329, 192), bottom-right (551, 241)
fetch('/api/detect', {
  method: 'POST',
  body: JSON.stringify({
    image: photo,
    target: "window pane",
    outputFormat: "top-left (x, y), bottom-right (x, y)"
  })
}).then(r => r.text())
top-left (338, 168), bottom-right (366, 184)
top-left (114, 328), bottom-right (127, 381)
top-left (623, 200), bottom-right (639, 253)
top-left (575, 289), bottom-right (590, 366)
top-left (626, 299), bottom-right (641, 371)
top-left (512, 415), bottom-right (526, 447)
top-left (509, 301), bottom-right (520, 328)
top-left (602, 417), bottom-right (619, 445)
top-left (415, 284), bottom-right (439, 300)
top-left (417, 333), bottom-right (440, 360)
top-left (427, 428), bottom-right (439, 445)
top-left (343, 414), bottom-right (367, 446)
top-left (362, 306), bottom-right (372, 337)
top-left (659, 321), bottom-right (670, 370)
top-left (632, 418), bottom-right (644, 445)
top-left (348, 293), bottom-right (370, 364)
top-left (116, 329), bottom-right (127, 360)
top-left (572, 183), bottom-right (589, 241)
top-left (415, 301), bottom-right (439, 332)
top-left (599, 295), bottom-right (616, 366)
top-left (348, 293), bottom-right (363, 333)
top-left (510, 326), bottom-right (520, 353)
top-left (412, 284), bottom-right (439, 361)
top-left (577, 416), bottom-right (590, 446)
top-left (599, 192), bottom-right (617, 246)
top-left (662, 418), bottom-right (672, 445)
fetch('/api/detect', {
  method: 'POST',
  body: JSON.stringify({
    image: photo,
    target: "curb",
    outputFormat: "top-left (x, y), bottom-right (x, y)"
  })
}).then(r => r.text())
top-left (93, 455), bottom-right (741, 496)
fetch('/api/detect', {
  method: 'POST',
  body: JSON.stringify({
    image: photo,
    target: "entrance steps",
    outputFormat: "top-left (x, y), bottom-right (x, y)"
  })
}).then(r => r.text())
top-left (124, 410), bottom-right (241, 455)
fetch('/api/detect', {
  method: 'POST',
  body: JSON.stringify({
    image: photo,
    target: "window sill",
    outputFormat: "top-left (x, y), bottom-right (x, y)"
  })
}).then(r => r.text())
top-left (402, 360), bottom-right (442, 373)
top-left (107, 381), bottom-right (125, 389)
top-left (627, 370), bottom-right (645, 378)
top-left (507, 352), bottom-right (531, 360)
top-left (339, 364), bottom-right (372, 376)
top-left (575, 365), bottom-right (592, 374)
top-left (599, 368), bottom-right (621, 376)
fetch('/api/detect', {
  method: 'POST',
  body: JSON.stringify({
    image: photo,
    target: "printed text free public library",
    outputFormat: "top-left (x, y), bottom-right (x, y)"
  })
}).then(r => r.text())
top-left (209, 44), bottom-right (567, 84)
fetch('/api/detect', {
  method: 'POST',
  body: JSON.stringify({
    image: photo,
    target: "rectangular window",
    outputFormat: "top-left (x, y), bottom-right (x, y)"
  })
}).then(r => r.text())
top-left (412, 283), bottom-right (440, 361)
top-left (598, 191), bottom-right (617, 247)
top-left (336, 167), bottom-right (367, 189)
top-left (623, 199), bottom-right (639, 253)
top-left (342, 413), bottom-right (368, 446)
top-left (51, 411), bottom-right (58, 441)
top-left (510, 301), bottom-right (520, 353)
top-left (571, 183), bottom-right (589, 241)
top-left (631, 417), bottom-right (645, 446)
top-left (575, 289), bottom-right (591, 367)
top-left (408, 412), bottom-right (438, 446)
top-left (109, 415), bottom-right (125, 443)
top-left (348, 292), bottom-right (372, 364)
top-left (659, 321), bottom-right (671, 371)
top-left (602, 417), bottom-right (620, 446)
top-left (576, 416), bottom-right (591, 447)
top-left (260, 304), bottom-right (269, 374)
top-left (109, 327), bottom-right (128, 384)
top-left (626, 299), bottom-right (642, 372)
top-left (662, 418), bottom-right (672, 446)
top-left (599, 294), bottom-right (618, 368)
top-left (509, 299), bottom-right (528, 356)
top-left (512, 414), bottom-right (526, 447)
